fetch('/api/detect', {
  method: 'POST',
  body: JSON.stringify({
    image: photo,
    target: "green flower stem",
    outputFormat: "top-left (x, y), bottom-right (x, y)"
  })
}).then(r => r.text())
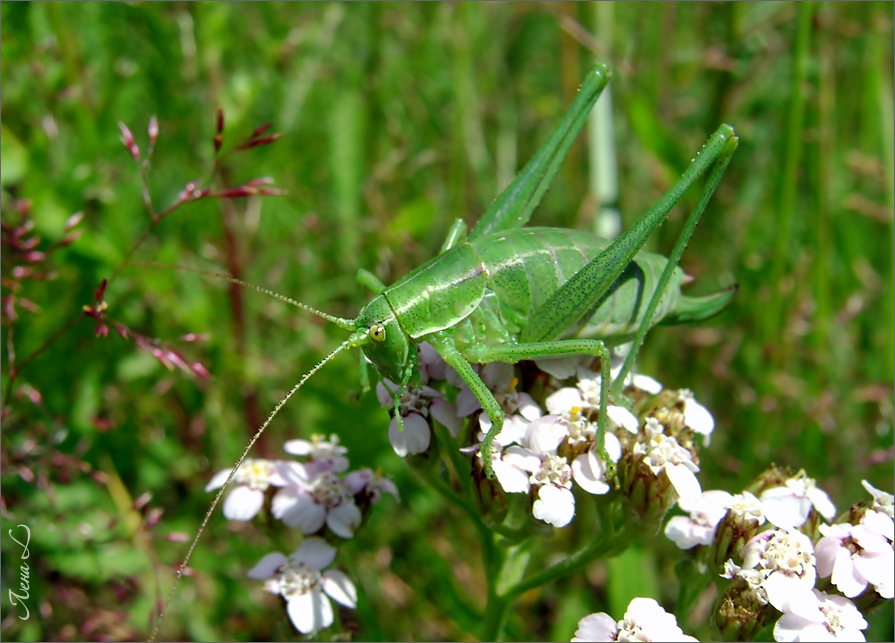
top-left (414, 463), bottom-right (496, 563)
top-left (433, 422), bottom-right (478, 508)
top-left (481, 504), bottom-right (632, 641)
top-left (674, 553), bottom-right (714, 620)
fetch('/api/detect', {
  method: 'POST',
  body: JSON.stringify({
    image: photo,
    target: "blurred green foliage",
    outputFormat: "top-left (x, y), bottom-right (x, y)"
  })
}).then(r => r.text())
top-left (1, 2), bottom-right (892, 641)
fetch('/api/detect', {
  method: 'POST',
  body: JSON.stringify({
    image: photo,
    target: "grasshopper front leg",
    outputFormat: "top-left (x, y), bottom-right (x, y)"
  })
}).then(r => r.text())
top-left (427, 333), bottom-right (613, 480)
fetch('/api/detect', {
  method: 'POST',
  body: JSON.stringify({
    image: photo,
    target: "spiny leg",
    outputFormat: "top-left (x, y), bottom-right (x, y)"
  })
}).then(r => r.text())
top-left (611, 128), bottom-right (739, 395)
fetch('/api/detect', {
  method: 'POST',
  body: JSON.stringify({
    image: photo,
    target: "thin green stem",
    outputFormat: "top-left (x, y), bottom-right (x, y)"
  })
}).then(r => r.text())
top-left (413, 461), bottom-right (496, 564)
top-left (504, 527), bottom-right (629, 602)
top-left (3, 313), bottom-right (84, 407)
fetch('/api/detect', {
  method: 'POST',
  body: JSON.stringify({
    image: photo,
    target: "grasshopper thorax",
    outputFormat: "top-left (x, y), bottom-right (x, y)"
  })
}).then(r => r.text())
top-left (355, 294), bottom-right (415, 384)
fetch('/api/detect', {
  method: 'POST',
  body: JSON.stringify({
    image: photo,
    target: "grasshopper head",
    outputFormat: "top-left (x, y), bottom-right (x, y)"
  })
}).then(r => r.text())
top-left (354, 294), bottom-right (414, 384)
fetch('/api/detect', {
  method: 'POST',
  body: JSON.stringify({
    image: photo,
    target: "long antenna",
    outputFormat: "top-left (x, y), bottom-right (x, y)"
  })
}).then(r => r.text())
top-left (148, 337), bottom-right (356, 641)
top-left (136, 261), bottom-right (357, 329)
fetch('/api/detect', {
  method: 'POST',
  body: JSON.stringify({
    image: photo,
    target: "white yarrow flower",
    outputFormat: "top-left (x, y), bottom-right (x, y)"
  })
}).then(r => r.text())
top-left (760, 474), bottom-right (836, 529)
top-left (205, 458), bottom-right (286, 521)
top-left (634, 432), bottom-right (701, 500)
top-left (344, 468), bottom-right (400, 503)
top-left (665, 489), bottom-right (734, 549)
top-left (272, 466), bottom-right (362, 538)
top-left (815, 510), bottom-right (894, 599)
top-left (487, 415), bottom-right (577, 527)
top-left (284, 434), bottom-right (349, 474)
top-left (725, 491), bottom-right (767, 527)
top-left (773, 589), bottom-right (868, 642)
top-left (572, 597), bottom-right (698, 642)
top-left (248, 538), bottom-right (357, 635)
top-left (571, 432), bottom-right (622, 495)
top-left (739, 529), bottom-right (821, 621)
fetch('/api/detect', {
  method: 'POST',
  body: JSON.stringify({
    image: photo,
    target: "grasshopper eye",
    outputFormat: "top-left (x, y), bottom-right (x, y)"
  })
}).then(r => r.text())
top-left (369, 324), bottom-right (387, 343)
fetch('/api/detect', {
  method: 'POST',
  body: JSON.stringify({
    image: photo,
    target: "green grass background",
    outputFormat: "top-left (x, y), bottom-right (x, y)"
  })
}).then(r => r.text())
top-left (2, 2), bottom-right (893, 641)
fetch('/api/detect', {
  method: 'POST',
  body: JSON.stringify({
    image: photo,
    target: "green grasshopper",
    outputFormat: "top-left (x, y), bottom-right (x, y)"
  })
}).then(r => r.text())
top-left (152, 62), bottom-right (737, 638)
top-left (217, 62), bottom-right (736, 484)
top-left (291, 63), bottom-right (736, 476)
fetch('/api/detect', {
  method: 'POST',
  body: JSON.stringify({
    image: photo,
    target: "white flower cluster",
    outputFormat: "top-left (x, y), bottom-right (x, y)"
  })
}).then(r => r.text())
top-left (572, 597), bottom-right (698, 642)
top-left (379, 347), bottom-right (714, 530)
top-left (477, 362), bottom-right (643, 529)
top-left (206, 434), bottom-right (398, 635)
top-left (665, 474), bottom-right (894, 641)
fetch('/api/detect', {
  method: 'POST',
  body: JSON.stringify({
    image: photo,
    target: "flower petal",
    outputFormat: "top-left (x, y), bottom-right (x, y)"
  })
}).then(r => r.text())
top-left (287, 589), bottom-right (332, 634)
top-left (273, 488), bottom-right (326, 533)
top-left (532, 484), bottom-right (575, 528)
top-left (327, 501), bottom-right (362, 539)
top-left (388, 413), bottom-right (431, 456)
top-left (323, 570), bottom-right (358, 608)
top-left (572, 612), bottom-right (617, 642)
top-left (294, 536), bottom-right (337, 570)
top-left (607, 405), bottom-right (639, 433)
top-left (572, 451), bottom-right (610, 495)
top-left (430, 398), bottom-right (462, 437)
top-left (223, 486), bottom-right (265, 521)
top-left (283, 439), bottom-right (313, 456)
top-left (205, 468), bottom-right (233, 492)
top-left (665, 463), bottom-right (702, 501)
top-left (545, 387), bottom-right (584, 415)
top-left (534, 355), bottom-right (582, 379)
top-left (247, 552), bottom-right (287, 579)
top-left (525, 416), bottom-right (567, 454)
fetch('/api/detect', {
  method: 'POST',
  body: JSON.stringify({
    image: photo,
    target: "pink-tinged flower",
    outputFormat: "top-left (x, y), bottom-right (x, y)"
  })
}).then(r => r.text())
top-left (486, 415), bottom-right (576, 527)
top-left (344, 468), bottom-right (400, 504)
top-left (377, 380), bottom-right (461, 457)
top-left (272, 465), bottom-right (361, 538)
top-left (665, 489), bottom-right (734, 549)
top-left (248, 538), bottom-right (357, 635)
top-left (738, 529), bottom-right (821, 621)
top-left (760, 473), bottom-right (836, 529)
top-left (572, 597), bottom-right (698, 642)
top-left (284, 434), bottom-right (349, 474)
top-left (205, 458), bottom-right (286, 521)
top-left (815, 510), bottom-right (894, 599)
top-left (773, 589), bottom-right (868, 642)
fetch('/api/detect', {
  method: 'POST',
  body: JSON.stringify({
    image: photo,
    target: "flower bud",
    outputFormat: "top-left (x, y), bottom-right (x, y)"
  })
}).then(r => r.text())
top-left (714, 585), bottom-right (769, 642)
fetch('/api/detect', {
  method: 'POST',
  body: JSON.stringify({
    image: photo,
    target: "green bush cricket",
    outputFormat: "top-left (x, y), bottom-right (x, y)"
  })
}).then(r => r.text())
top-left (152, 62), bottom-right (738, 638)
